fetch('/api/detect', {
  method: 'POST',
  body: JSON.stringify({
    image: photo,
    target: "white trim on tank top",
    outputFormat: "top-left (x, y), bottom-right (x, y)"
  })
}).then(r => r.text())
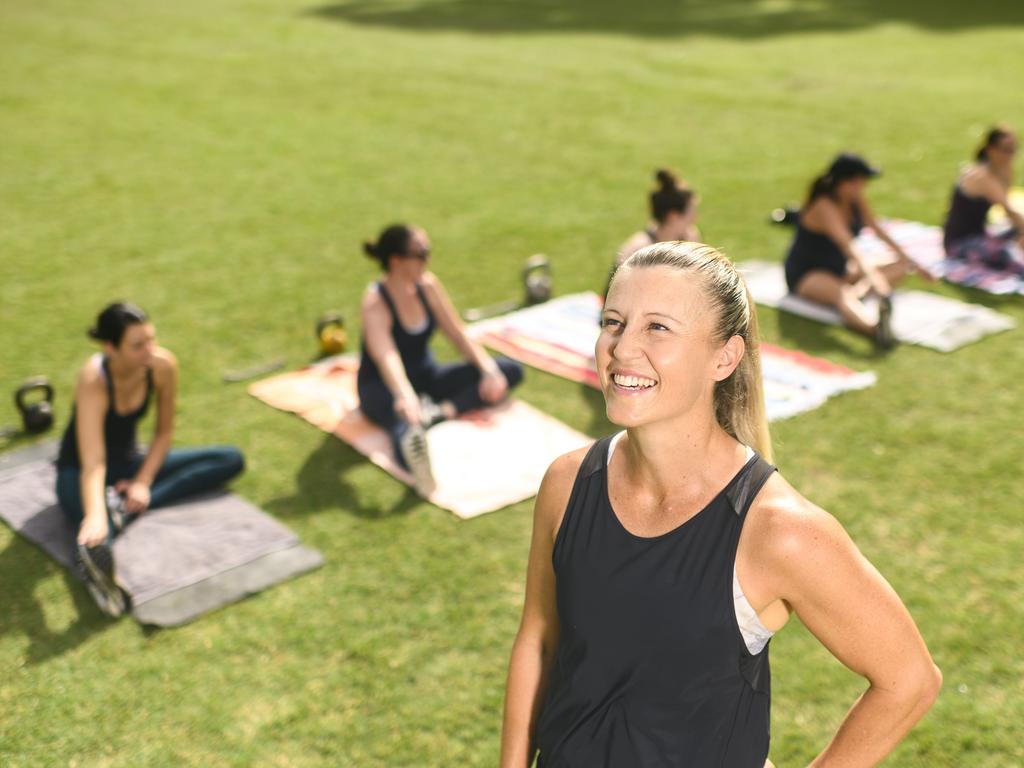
top-left (606, 430), bottom-right (774, 655)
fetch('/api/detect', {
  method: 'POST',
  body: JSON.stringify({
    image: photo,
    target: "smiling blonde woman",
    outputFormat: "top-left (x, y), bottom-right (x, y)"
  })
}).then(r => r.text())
top-left (499, 242), bottom-right (941, 767)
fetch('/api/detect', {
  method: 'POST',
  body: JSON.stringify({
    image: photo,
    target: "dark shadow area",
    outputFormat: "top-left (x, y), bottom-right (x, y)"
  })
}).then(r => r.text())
top-left (266, 434), bottom-right (420, 519)
top-left (0, 535), bottom-right (109, 666)
top-left (305, 0), bottom-right (1024, 39)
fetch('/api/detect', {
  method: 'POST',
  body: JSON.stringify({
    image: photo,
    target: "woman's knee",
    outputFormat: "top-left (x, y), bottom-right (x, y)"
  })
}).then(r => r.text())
top-left (498, 358), bottom-right (525, 389)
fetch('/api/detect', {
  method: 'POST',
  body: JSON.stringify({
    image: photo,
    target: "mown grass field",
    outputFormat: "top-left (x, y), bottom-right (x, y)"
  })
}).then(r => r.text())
top-left (2, 1), bottom-right (1023, 765)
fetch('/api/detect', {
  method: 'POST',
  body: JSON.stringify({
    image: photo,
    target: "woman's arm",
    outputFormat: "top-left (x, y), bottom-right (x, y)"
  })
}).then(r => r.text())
top-left (75, 366), bottom-right (111, 546)
top-left (817, 202), bottom-right (893, 296)
top-left (361, 289), bottom-right (421, 425)
top-left (756, 484), bottom-right (941, 766)
top-left (122, 349), bottom-right (177, 514)
top-left (421, 273), bottom-right (507, 403)
top-left (977, 173), bottom-right (1024, 236)
top-left (859, 199), bottom-right (913, 263)
top-left (500, 450), bottom-right (582, 768)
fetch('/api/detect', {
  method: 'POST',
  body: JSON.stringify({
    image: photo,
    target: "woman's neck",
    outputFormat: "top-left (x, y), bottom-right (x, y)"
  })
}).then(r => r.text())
top-left (383, 271), bottom-right (418, 294)
top-left (619, 411), bottom-right (741, 497)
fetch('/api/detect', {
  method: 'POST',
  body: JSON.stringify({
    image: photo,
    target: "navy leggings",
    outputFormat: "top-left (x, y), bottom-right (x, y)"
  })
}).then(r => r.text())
top-left (56, 445), bottom-right (245, 539)
top-left (358, 358), bottom-right (524, 465)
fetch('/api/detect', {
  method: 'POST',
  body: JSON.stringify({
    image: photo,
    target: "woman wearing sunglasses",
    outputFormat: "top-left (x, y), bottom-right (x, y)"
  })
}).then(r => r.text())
top-left (358, 224), bottom-right (523, 495)
top-left (943, 124), bottom-right (1024, 275)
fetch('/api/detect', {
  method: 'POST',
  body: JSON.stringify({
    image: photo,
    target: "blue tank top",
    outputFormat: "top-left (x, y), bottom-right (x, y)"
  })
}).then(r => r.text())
top-left (536, 436), bottom-right (777, 767)
top-left (358, 281), bottom-right (437, 388)
top-left (56, 356), bottom-right (154, 468)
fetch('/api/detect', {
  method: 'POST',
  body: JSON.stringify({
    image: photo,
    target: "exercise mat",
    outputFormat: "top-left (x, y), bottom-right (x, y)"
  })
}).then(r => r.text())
top-left (739, 261), bottom-right (1015, 352)
top-left (248, 357), bottom-right (591, 519)
top-left (854, 217), bottom-right (1024, 296)
top-left (0, 442), bottom-right (323, 626)
top-left (466, 293), bottom-right (877, 420)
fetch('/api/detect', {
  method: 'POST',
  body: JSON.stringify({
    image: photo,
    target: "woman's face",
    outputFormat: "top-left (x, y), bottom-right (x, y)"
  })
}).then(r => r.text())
top-left (389, 228), bottom-right (431, 279)
top-left (990, 133), bottom-right (1018, 166)
top-left (109, 322), bottom-right (156, 369)
top-left (836, 177), bottom-right (867, 202)
top-left (597, 265), bottom-right (739, 429)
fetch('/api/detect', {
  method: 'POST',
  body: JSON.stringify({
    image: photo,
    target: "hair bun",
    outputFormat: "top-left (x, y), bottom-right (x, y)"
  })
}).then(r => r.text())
top-left (655, 168), bottom-right (678, 189)
top-left (362, 241), bottom-right (378, 258)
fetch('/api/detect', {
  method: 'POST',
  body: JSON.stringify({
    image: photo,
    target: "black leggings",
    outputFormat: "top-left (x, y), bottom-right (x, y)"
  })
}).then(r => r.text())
top-left (357, 357), bottom-right (524, 465)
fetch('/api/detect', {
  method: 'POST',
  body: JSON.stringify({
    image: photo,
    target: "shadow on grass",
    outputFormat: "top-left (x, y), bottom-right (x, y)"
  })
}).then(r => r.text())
top-left (266, 434), bottom-right (420, 519)
top-left (0, 535), bottom-right (109, 666)
top-left (774, 310), bottom-right (882, 360)
top-left (305, 0), bottom-right (1024, 38)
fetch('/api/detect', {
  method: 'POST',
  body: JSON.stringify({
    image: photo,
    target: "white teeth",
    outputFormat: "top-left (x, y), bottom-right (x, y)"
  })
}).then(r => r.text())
top-left (612, 373), bottom-right (656, 389)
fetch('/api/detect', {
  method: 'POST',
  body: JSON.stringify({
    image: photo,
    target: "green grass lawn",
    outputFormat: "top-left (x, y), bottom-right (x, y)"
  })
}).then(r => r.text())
top-left (2, 1), bottom-right (1023, 765)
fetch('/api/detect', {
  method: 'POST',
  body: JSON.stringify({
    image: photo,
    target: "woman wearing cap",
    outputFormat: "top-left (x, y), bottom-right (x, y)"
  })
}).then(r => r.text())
top-left (783, 153), bottom-right (924, 347)
top-left (943, 124), bottom-right (1024, 275)
top-left (56, 302), bottom-right (245, 617)
top-left (358, 224), bottom-right (524, 495)
top-left (500, 241), bottom-right (941, 767)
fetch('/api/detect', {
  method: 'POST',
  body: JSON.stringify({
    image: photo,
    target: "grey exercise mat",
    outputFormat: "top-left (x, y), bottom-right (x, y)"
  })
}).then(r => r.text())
top-left (0, 443), bottom-right (323, 626)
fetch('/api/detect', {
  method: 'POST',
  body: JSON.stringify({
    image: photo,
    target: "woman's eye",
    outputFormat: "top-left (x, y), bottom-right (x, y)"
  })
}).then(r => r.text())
top-left (601, 318), bottom-right (621, 329)
top-left (649, 322), bottom-right (668, 331)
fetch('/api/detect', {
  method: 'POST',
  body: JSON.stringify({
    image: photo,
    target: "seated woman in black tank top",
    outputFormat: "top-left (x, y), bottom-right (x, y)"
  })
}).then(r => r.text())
top-left (784, 153), bottom-right (933, 348)
top-left (500, 242), bottom-right (940, 767)
top-left (357, 224), bottom-right (523, 496)
top-left (55, 303), bottom-right (245, 617)
top-left (608, 169), bottom-right (700, 296)
top-left (942, 125), bottom-right (1024, 275)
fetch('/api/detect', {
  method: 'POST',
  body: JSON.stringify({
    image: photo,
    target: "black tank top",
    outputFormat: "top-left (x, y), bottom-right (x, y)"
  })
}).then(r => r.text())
top-left (943, 184), bottom-right (991, 248)
top-left (536, 436), bottom-right (777, 768)
top-left (786, 202), bottom-right (863, 277)
top-left (357, 281), bottom-right (437, 389)
top-left (56, 356), bottom-right (154, 468)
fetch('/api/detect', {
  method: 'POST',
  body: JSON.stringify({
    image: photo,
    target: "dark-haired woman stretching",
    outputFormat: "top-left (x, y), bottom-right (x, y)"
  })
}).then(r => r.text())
top-left (943, 124), bottom-right (1024, 275)
top-left (784, 153), bottom-right (928, 347)
top-left (358, 225), bottom-right (524, 495)
top-left (501, 242), bottom-right (940, 767)
top-left (615, 169), bottom-right (700, 269)
top-left (56, 303), bottom-right (245, 616)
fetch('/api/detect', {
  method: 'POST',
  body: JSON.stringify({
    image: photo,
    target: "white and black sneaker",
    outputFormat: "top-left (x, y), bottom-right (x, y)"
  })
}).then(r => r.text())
top-left (418, 395), bottom-right (446, 429)
top-left (76, 542), bottom-right (127, 618)
top-left (399, 424), bottom-right (436, 496)
top-left (106, 487), bottom-right (129, 533)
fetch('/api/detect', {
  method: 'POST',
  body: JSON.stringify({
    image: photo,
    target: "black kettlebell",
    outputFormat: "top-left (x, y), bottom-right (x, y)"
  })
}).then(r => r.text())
top-left (523, 254), bottom-right (552, 306)
top-left (15, 377), bottom-right (55, 434)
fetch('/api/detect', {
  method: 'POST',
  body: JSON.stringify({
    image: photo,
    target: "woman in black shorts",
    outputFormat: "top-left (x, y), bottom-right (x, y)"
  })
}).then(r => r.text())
top-left (784, 153), bottom-right (927, 347)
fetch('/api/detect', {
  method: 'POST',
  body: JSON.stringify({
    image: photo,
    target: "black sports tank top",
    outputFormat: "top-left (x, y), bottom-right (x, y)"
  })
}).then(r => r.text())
top-left (536, 436), bottom-right (777, 767)
top-left (943, 184), bottom-right (991, 248)
top-left (56, 356), bottom-right (154, 468)
top-left (358, 281), bottom-right (437, 389)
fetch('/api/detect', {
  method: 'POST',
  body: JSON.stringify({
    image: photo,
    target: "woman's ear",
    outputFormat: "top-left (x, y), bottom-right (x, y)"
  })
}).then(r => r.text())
top-left (712, 335), bottom-right (746, 382)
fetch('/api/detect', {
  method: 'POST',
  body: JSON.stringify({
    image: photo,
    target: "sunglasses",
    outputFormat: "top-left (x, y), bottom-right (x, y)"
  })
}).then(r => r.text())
top-left (406, 246), bottom-right (431, 260)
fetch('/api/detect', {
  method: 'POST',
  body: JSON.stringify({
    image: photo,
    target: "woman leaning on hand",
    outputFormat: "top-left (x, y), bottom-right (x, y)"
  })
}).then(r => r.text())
top-left (500, 241), bottom-right (940, 767)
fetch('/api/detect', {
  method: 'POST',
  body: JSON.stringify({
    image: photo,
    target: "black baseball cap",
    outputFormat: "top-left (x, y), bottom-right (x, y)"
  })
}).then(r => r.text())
top-left (828, 152), bottom-right (881, 180)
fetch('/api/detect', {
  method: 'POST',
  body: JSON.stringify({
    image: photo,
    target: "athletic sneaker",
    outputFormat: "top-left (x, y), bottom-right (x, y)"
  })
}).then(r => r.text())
top-left (76, 542), bottom-right (127, 618)
top-left (106, 487), bottom-right (128, 533)
top-left (418, 395), bottom-right (446, 429)
top-left (875, 295), bottom-right (896, 350)
top-left (399, 424), bottom-right (436, 496)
